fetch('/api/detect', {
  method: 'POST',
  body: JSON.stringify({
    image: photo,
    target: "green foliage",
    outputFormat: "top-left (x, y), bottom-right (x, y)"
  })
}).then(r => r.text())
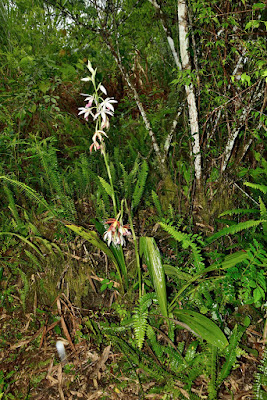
top-left (217, 320), bottom-right (249, 387)
top-left (98, 176), bottom-right (113, 198)
top-left (17, 268), bottom-right (29, 311)
top-left (254, 347), bottom-right (267, 400)
top-left (139, 237), bottom-right (168, 318)
top-left (174, 309), bottom-right (228, 350)
top-left (0, 176), bottom-right (53, 215)
top-left (151, 190), bottom-right (163, 218)
top-left (207, 219), bottom-right (266, 244)
top-left (0, 0), bottom-right (266, 397)
top-left (223, 239), bottom-right (267, 307)
top-left (160, 222), bottom-right (205, 272)
top-left (65, 223), bottom-right (127, 290)
top-left (133, 293), bottom-right (154, 349)
top-left (132, 160), bottom-right (149, 210)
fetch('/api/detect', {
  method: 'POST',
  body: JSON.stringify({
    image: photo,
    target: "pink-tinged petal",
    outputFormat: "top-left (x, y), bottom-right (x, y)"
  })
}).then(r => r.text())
top-left (101, 118), bottom-right (110, 130)
top-left (98, 130), bottom-right (108, 138)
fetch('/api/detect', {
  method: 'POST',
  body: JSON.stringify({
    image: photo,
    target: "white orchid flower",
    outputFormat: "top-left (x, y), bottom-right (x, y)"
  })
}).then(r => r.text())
top-left (78, 103), bottom-right (95, 121)
top-left (103, 218), bottom-right (131, 247)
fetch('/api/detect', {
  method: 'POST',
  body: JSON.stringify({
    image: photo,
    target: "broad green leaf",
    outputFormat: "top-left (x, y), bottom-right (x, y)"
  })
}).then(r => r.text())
top-left (219, 251), bottom-right (249, 269)
top-left (252, 2), bottom-right (265, 10)
top-left (174, 309), bottom-right (229, 349)
top-left (139, 237), bottom-right (168, 318)
top-left (39, 81), bottom-right (51, 94)
top-left (164, 264), bottom-right (191, 281)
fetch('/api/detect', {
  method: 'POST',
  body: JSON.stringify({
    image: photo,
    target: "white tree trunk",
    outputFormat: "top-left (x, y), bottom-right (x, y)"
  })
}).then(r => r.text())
top-left (221, 82), bottom-right (263, 172)
top-left (178, 0), bottom-right (201, 184)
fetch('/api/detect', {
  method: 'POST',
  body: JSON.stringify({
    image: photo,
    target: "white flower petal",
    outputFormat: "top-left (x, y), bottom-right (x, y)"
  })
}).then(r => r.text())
top-left (99, 85), bottom-right (107, 95)
top-left (87, 60), bottom-right (95, 75)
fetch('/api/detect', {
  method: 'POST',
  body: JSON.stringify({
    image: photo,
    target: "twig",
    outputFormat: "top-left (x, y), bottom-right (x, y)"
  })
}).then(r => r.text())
top-left (233, 182), bottom-right (260, 206)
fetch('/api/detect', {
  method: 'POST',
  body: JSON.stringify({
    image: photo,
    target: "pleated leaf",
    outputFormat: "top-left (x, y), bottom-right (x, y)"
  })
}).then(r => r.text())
top-left (174, 309), bottom-right (229, 349)
top-left (139, 237), bottom-right (168, 318)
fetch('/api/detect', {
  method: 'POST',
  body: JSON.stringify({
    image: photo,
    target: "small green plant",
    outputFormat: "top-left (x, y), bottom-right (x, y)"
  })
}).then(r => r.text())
top-left (0, 370), bottom-right (16, 399)
top-left (254, 346), bottom-right (267, 400)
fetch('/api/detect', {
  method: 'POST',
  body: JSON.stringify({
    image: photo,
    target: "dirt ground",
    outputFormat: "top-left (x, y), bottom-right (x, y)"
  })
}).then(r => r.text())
top-left (0, 292), bottom-right (265, 400)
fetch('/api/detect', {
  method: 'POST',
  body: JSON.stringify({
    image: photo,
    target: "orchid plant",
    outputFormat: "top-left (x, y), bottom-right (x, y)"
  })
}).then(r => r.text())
top-left (68, 61), bottom-right (230, 354)
top-left (75, 60), bottom-right (143, 294)
top-left (78, 60), bottom-right (131, 247)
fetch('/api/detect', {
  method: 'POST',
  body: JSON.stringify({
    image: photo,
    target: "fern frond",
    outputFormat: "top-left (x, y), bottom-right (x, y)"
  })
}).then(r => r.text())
top-left (133, 293), bottom-right (153, 349)
top-left (219, 209), bottom-right (259, 217)
top-left (160, 222), bottom-right (205, 271)
top-left (98, 176), bottom-right (113, 197)
top-left (244, 182), bottom-right (267, 194)
top-left (152, 190), bottom-right (163, 217)
top-left (164, 346), bottom-right (187, 374)
top-left (109, 334), bottom-right (169, 380)
top-left (24, 250), bottom-right (43, 271)
top-left (17, 268), bottom-right (29, 311)
top-left (208, 345), bottom-right (217, 400)
top-left (146, 325), bottom-right (163, 359)
top-left (3, 185), bottom-right (21, 225)
top-left (207, 220), bottom-right (266, 244)
top-left (254, 347), bottom-right (267, 400)
top-left (259, 197), bottom-right (267, 237)
top-left (132, 160), bottom-right (148, 210)
top-left (0, 176), bottom-right (53, 214)
top-left (217, 323), bottom-right (247, 386)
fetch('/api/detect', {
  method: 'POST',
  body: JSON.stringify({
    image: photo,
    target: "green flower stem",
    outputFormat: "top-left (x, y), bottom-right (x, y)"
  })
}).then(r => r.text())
top-left (126, 202), bottom-right (142, 299)
top-left (102, 148), bottom-right (117, 216)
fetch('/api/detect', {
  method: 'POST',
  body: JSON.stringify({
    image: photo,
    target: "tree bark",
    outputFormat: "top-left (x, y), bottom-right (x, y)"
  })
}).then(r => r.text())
top-left (177, 0), bottom-right (201, 185)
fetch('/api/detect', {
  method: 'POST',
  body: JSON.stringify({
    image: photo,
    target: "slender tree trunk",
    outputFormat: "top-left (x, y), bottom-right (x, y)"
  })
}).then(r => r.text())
top-left (177, 0), bottom-right (201, 186)
top-left (221, 81), bottom-right (263, 172)
top-left (148, 0), bottom-right (201, 185)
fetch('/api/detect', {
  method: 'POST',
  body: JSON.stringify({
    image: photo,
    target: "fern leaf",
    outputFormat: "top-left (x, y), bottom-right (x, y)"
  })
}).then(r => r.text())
top-left (17, 268), bottom-right (29, 311)
top-left (160, 222), bottom-right (205, 271)
top-left (244, 182), bottom-right (267, 194)
top-left (133, 293), bottom-right (153, 349)
top-left (254, 347), bottom-right (267, 400)
top-left (217, 323), bottom-right (247, 386)
top-left (132, 160), bottom-right (148, 210)
top-left (0, 176), bottom-right (53, 214)
top-left (152, 190), bottom-right (163, 217)
top-left (259, 197), bottom-right (267, 237)
top-left (165, 346), bottom-right (187, 373)
top-left (146, 325), bottom-right (164, 359)
top-left (208, 345), bottom-right (217, 400)
top-left (207, 220), bottom-right (266, 244)
top-left (219, 209), bottom-right (259, 217)
top-left (98, 176), bottom-right (113, 197)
